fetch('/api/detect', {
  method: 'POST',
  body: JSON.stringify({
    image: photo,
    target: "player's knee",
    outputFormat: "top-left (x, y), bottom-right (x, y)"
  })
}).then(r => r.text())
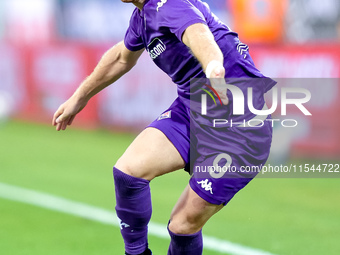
top-left (115, 157), bottom-right (135, 176)
top-left (115, 156), bottom-right (152, 180)
top-left (168, 217), bottom-right (202, 235)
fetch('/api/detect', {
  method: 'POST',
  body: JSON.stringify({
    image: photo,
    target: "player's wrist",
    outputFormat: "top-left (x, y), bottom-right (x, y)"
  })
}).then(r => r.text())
top-left (73, 88), bottom-right (91, 104)
top-left (205, 60), bottom-right (223, 78)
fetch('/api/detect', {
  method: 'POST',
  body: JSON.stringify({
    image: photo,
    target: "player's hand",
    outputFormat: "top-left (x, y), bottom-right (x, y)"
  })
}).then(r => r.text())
top-left (209, 65), bottom-right (229, 105)
top-left (52, 95), bottom-right (88, 131)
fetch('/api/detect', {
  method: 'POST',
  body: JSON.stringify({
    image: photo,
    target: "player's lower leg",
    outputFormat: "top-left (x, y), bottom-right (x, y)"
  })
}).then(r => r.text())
top-left (167, 185), bottom-right (223, 255)
top-left (167, 222), bottom-right (203, 255)
top-left (113, 167), bottom-right (152, 255)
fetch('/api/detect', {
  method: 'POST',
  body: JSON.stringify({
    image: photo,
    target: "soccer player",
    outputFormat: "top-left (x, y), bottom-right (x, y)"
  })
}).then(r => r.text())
top-left (52, 0), bottom-right (275, 254)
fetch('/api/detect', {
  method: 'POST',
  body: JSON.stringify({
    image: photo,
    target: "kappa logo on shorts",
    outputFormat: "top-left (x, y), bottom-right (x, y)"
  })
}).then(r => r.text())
top-left (197, 179), bottom-right (213, 194)
top-left (158, 110), bottom-right (171, 121)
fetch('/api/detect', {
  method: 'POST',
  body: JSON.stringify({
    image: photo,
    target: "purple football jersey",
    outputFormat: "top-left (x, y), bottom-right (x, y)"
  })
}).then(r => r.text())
top-left (124, 0), bottom-right (214, 91)
top-left (124, 0), bottom-right (275, 109)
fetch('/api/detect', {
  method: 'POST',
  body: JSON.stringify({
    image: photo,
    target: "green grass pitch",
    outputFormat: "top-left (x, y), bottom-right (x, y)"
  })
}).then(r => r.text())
top-left (0, 120), bottom-right (339, 254)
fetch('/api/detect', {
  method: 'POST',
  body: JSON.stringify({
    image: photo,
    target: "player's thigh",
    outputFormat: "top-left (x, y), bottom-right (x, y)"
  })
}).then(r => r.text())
top-left (115, 127), bottom-right (185, 180)
top-left (169, 185), bottom-right (223, 235)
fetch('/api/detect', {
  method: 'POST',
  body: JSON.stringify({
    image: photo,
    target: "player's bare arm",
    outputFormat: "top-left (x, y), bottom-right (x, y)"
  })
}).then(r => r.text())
top-left (182, 23), bottom-right (229, 105)
top-left (182, 23), bottom-right (223, 73)
top-left (52, 41), bottom-right (144, 131)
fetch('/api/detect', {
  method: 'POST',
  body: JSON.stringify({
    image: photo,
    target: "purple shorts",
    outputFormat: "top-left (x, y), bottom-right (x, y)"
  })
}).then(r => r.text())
top-left (148, 97), bottom-right (272, 205)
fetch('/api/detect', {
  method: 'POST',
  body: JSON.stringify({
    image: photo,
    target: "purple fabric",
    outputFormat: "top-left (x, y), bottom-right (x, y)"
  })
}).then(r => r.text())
top-left (125, 0), bottom-right (206, 92)
top-left (167, 224), bottom-right (203, 255)
top-left (113, 167), bottom-right (152, 255)
top-left (124, 0), bottom-right (275, 109)
top-left (148, 96), bottom-right (273, 205)
top-left (148, 98), bottom-right (190, 165)
top-left (189, 113), bottom-right (273, 205)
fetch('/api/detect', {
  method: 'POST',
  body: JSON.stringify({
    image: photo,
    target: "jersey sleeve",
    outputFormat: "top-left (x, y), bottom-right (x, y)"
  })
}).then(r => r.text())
top-left (124, 9), bottom-right (145, 51)
top-left (156, 0), bottom-right (207, 41)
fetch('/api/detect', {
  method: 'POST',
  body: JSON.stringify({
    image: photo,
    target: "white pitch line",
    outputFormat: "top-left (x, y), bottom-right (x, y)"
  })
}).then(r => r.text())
top-left (0, 182), bottom-right (276, 255)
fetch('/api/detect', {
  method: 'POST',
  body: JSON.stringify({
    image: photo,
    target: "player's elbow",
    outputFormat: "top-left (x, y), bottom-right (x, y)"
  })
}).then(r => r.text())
top-left (118, 58), bottom-right (138, 72)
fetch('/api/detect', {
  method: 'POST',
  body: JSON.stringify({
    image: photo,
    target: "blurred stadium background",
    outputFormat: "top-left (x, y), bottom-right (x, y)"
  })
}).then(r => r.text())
top-left (0, 0), bottom-right (339, 255)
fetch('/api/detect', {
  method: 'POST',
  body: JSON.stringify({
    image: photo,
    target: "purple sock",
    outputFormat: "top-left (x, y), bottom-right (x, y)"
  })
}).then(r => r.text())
top-left (113, 167), bottom-right (152, 255)
top-left (167, 224), bottom-right (203, 255)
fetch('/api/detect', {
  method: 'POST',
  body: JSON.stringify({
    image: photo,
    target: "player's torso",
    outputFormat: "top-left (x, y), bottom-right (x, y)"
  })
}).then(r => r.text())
top-left (136, 1), bottom-right (203, 86)
top-left (132, 0), bottom-right (244, 84)
top-left (130, 0), bottom-right (276, 115)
